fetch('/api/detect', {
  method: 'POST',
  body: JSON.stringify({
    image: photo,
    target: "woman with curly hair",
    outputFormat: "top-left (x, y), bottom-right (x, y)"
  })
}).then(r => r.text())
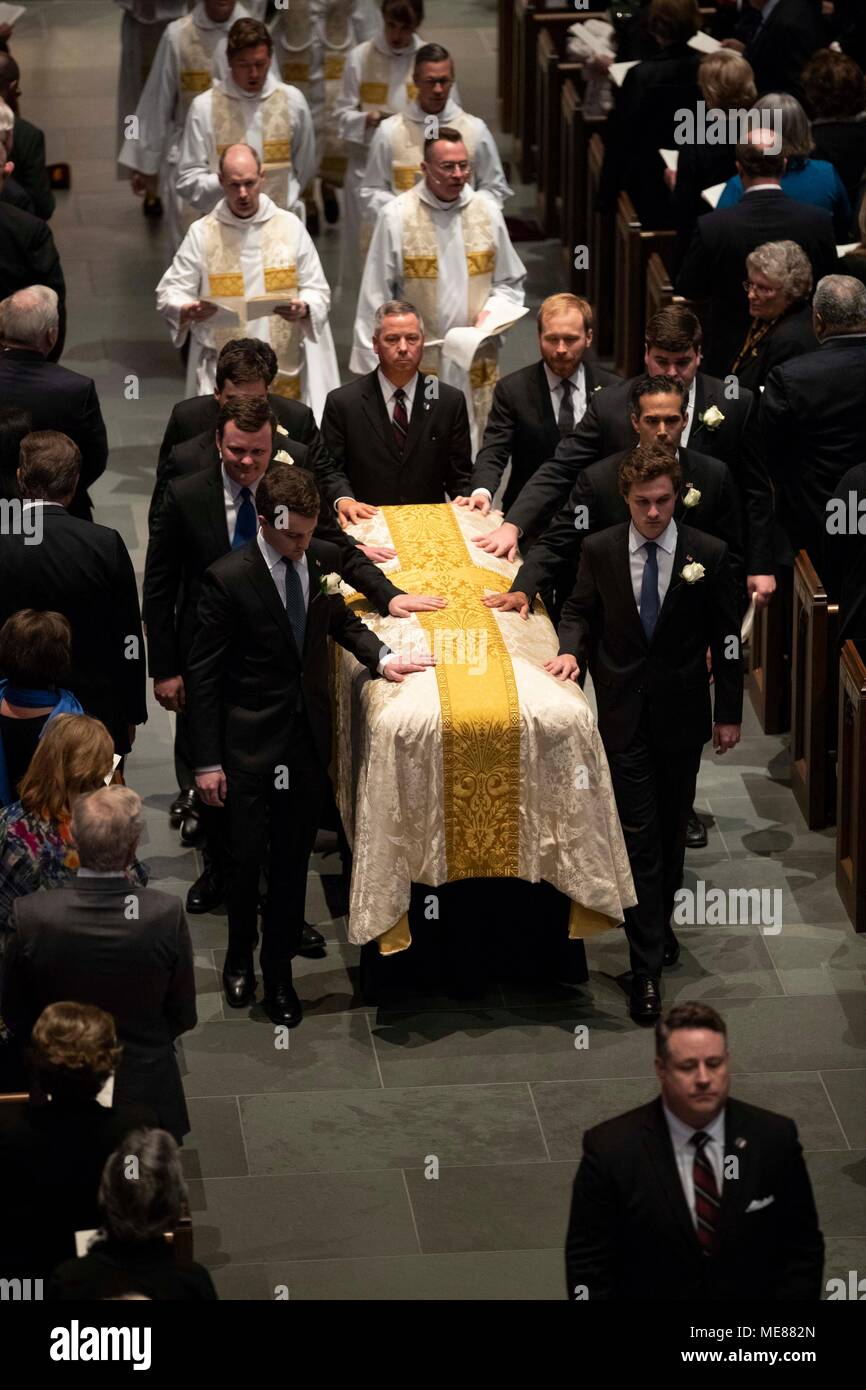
top-left (729, 240), bottom-right (818, 391)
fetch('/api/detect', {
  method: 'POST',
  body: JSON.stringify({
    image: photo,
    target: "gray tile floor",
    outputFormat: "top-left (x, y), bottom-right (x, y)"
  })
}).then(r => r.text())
top-left (14, 0), bottom-right (866, 1300)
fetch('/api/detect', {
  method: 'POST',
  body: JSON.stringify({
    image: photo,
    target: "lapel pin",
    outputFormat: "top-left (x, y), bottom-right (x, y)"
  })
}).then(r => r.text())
top-left (734, 1137), bottom-right (747, 1150)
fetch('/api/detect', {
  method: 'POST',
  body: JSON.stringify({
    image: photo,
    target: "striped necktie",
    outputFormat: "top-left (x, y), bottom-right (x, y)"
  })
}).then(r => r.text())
top-left (392, 386), bottom-right (409, 452)
top-left (691, 1131), bottom-right (720, 1253)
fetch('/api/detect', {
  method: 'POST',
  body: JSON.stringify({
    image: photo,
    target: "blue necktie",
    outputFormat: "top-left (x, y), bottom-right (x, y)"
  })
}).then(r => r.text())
top-left (282, 557), bottom-right (307, 654)
top-left (640, 540), bottom-right (659, 640)
top-left (232, 485), bottom-right (257, 549)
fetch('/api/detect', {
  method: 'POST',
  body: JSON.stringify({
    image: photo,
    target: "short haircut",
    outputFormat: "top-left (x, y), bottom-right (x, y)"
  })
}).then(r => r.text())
top-left (226, 17), bottom-right (272, 58)
top-left (381, 0), bottom-right (424, 24)
top-left (803, 48), bottom-right (866, 121)
top-left (423, 125), bottom-right (466, 161)
top-left (98, 1129), bottom-right (187, 1244)
top-left (656, 1002), bottom-right (727, 1060)
top-left (257, 463), bottom-right (320, 524)
top-left (30, 1001), bottom-right (121, 1104)
top-left (414, 42), bottom-right (451, 74)
top-left (0, 608), bottom-right (72, 688)
top-left (645, 304), bottom-right (702, 353)
top-left (813, 274), bottom-right (866, 332)
top-left (698, 50), bottom-right (756, 111)
top-left (537, 292), bottom-right (593, 335)
top-left (218, 142), bottom-right (262, 178)
top-left (1, 285), bottom-right (60, 348)
top-left (752, 91), bottom-right (813, 160)
top-left (216, 394), bottom-right (276, 439)
top-left (18, 431), bottom-right (81, 502)
top-left (746, 239), bottom-right (812, 304)
top-left (71, 785), bottom-right (144, 873)
top-left (373, 299), bottom-right (425, 335)
top-left (18, 713), bottom-right (114, 821)
top-left (628, 373), bottom-right (688, 420)
top-left (648, 0), bottom-right (701, 45)
top-left (618, 442), bottom-right (683, 500)
top-left (215, 338), bottom-right (275, 390)
top-left (735, 134), bottom-right (785, 181)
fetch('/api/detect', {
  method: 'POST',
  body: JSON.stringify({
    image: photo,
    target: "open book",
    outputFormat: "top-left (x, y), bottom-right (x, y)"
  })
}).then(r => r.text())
top-left (430, 302), bottom-right (529, 374)
top-left (202, 292), bottom-right (296, 323)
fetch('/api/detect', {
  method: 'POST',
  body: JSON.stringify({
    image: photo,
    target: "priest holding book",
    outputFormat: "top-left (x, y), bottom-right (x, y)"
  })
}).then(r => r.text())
top-left (156, 142), bottom-right (338, 413)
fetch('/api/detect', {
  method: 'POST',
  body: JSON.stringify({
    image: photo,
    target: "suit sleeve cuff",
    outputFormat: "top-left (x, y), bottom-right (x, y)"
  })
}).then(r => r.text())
top-left (377, 652), bottom-right (397, 676)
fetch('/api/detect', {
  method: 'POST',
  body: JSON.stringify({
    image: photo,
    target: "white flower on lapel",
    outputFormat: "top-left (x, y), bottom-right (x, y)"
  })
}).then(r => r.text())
top-left (680, 557), bottom-right (706, 584)
top-left (273, 449), bottom-right (294, 465)
top-left (592, 384), bottom-right (603, 393)
top-left (699, 405), bottom-right (725, 431)
top-left (319, 571), bottom-right (342, 596)
top-left (276, 424), bottom-right (289, 437)
top-left (683, 483), bottom-right (701, 509)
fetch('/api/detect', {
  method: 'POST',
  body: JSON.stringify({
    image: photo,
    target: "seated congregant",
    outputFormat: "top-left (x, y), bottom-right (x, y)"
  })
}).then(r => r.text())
top-left (0, 609), bottom-right (82, 810)
top-left (730, 240), bottom-right (818, 391)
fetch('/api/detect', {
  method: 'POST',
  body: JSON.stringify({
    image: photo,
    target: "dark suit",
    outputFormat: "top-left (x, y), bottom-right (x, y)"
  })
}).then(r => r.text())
top-left (10, 115), bottom-right (56, 221)
top-left (468, 358), bottom-right (619, 538)
top-left (732, 301), bottom-right (818, 394)
top-left (505, 372), bottom-right (773, 576)
top-left (320, 370), bottom-right (472, 508)
top-left (0, 507), bottom-right (146, 754)
top-left (185, 538), bottom-right (387, 979)
top-left (565, 1096), bottom-right (824, 1300)
top-left (0, 348), bottom-right (108, 521)
top-left (811, 120), bottom-right (866, 223)
top-left (742, 0), bottom-right (826, 104)
top-left (826, 462), bottom-right (866, 650)
top-left (676, 189), bottom-right (837, 376)
top-left (760, 333), bottom-right (866, 573)
top-left (0, 202), bottom-right (65, 360)
top-left (558, 523), bottom-right (743, 980)
top-left (670, 141), bottom-right (739, 275)
top-left (513, 445), bottom-right (745, 612)
top-left (2, 879), bottom-right (197, 1141)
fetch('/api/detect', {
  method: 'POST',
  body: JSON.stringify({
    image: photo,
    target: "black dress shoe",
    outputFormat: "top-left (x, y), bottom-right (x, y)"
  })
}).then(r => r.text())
top-left (298, 922), bottom-right (326, 956)
top-left (186, 868), bottom-right (224, 915)
top-left (262, 981), bottom-right (302, 1027)
top-left (662, 931), bottom-right (681, 968)
top-left (143, 193), bottom-right (163, 218)
top-left (223, 961), bottom-right (256, 1009)
top-left (322, 182), bottom-right (339, 224)
top-left (180, 805), bottom-right (206, 847)
top-left (305, 205), bottom-right (320, 236)
top-left (170, 789), bottom-right (196, 826)
top-left (629, 976), bottom-right (661, 1024)
top-left (685, 809), bottom-right (708, 849)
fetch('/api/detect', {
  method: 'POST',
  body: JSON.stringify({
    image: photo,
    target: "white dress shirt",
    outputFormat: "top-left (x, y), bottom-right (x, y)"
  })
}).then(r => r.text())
top-left (256, 527), bottom-right (310, 609)
top-left (629, 518), bottom-right (678, 614)
top-left (680, 376), bottom-right (697, 448)
top-left (377, 366), bottom-right (419, 422)
top-left (663, 1104), bottom-right (726, 1230)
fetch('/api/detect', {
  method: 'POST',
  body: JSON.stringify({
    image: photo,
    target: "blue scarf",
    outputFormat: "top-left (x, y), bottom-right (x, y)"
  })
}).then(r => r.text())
top-left (0, 679), bottom-right (84, 807)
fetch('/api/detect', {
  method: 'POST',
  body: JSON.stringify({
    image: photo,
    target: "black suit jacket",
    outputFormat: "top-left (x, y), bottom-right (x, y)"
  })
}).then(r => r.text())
top-left (320, 370), bottom-right (472, 507)
top-left (0, 202), bottom-right (65, 359)
top-left (0, 508), bottom-right (146, 752)
top-left (0, 349), bottom-right (108, 520)
top-left (558, 522), bottom-right (743, 753)
top-left (11, 115), bottom-right (56, 221)
top-left (468, 358), bottom-right (619, 532)
top-left (565, 1096), bottom-right (824, 1300)
top-left (514, 445), bottom-right (745, 608)
top-left (810, 119), bottom-right (866, 222)
top-left (186, 537), bottom-right (387, 775)
top-left (733, 301), bottom-right (819, 394)
top-left (760, 333), bottom-right (866, 571)
top-left (743, 0), bottom-right (826, 104)
top-left (505, 372), bottom-right (773, 575)
top-left (144, 459), bottom-right (402, 679)
top-left (676, 190), bottom-right (837, 376)
top-left (2, 880), bottom-right (197, 1141)
top-left (157, 390), bottom-right (328, 476)
top-left (827, 461), bottom-right (866, 649)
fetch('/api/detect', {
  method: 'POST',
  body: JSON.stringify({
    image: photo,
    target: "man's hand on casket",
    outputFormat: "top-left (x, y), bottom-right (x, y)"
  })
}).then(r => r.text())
top-left (382, 655), bottom-right (438, 683)
top-left (358, 542), bottom-right (398, 561)
top-left (472, 521), bottom-right (519, 561)
top-left (388, 593), bottom-right (448, 617)
top-left (455, 491), bottom-right (492, 516)
top-left (337, 498), bottom-right (379, 525)
top-left (544, 653), bottom-right (580, 682)
top-left (482, 590), bottom-right (530, 619)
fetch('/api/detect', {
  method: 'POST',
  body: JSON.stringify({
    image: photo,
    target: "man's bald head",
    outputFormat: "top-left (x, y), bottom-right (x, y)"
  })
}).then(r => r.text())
top-left (218, 143), bottom-right (264, 218)
top-left (735, 126), bottom-right (786, 185)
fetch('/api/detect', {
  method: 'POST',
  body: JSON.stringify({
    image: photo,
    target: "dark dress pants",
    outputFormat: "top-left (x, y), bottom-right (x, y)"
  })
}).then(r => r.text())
top-left (605, 706), bottom-right (703, 981)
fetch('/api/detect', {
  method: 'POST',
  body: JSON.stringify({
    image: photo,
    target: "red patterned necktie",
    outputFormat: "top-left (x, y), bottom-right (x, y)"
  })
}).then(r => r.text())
top-left (392, 387), bottom-right (409, 452)
top-left (691, 1131), bottom-right (720, 1252)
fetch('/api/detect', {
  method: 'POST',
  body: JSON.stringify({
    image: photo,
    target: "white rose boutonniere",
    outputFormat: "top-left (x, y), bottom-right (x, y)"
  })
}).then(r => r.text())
top-left (680, 557), bottom-right (706, 584)
top-left (319, 571), bottom-right (342, 596)
top-left (699, 405), bottom-right (725, 431)
top-left (276, 424), bottom-right (289, 436)
top-left (274, 449), bottom-right (294, 465)
top-left (683, 483), bottom-right (701, 508)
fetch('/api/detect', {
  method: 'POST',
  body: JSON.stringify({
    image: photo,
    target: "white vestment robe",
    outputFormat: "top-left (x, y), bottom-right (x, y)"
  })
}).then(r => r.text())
top-left (115, 0), bottom-right (186, 179)
top-left (155, 193), bottom-right (338, 419)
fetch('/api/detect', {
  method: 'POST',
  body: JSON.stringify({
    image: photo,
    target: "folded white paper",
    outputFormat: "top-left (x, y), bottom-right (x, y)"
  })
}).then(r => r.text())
top-left (609, 59), bottom-right (639, 87)
top-left (740, 597), bottom-right (755, 645)
top-left (659, 148), bottom-right (679, 172)
top-left (688, 30), bottom-right (722, 55)
top-left (701, 182), bottom-right (726, 208)
top-left (74, 1229), bottom-right (100, 1258)
top-left (103, 753), bottom-right (122, 786)
top-left (837, 242), bottom-right (860, 257)
top-left (440, 303), bottom-right (529, 373)
top-left (0, 5), bottom-right (25, 26)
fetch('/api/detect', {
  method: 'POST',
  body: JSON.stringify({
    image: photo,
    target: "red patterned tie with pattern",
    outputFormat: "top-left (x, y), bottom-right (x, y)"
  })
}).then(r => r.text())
top-left (691, 1131), bottom-right (720, 1252)
top-left (392, 387), bottom-right (409, 452)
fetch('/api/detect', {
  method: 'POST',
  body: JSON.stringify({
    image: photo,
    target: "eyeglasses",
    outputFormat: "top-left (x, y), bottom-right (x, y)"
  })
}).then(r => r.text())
top-left (742, 281), bottom-right (779, 297)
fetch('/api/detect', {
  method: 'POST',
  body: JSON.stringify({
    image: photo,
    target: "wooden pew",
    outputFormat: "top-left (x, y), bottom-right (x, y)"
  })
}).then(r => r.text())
top-left (511, 0), bottom-right (592, 183)
top-left (498, 0), bottom-right (514, 133)
top-left (535, 26), bottom-right (582, 235)
top-left (748, 569), bottom-right (792, 735)
top-left (560, 77), bottom-right (607, 297)
top-left (613, 193), bottom-right (677, 379)
top-left (836, 640), bottom-right (866, 933)
top-left (586, 132), bottom-right (614, 359)
top-left (791, 552), bottom-right (839, 830)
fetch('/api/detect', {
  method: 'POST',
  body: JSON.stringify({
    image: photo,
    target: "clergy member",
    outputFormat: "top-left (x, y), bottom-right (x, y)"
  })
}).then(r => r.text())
top-left (360, 43), bottom-right (511, 235)
top-left (118, 0), bottom-right (250, 250)
top-left (333, 0), bottom-right (424, 283)
top-left (270, 0), bottom-right (377, 230)
top-left (177, 16), bottom-right (316, 219)
top-left (115, 0), bottom-right (186, 203)
top-left (156, 142), bottom-right (338, 414)
top-left (352, 126), bottom-right (526, 449)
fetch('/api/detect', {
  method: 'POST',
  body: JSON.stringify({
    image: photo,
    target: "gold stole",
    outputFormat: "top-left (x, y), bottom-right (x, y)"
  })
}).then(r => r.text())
top-left (400, 188), bottom-right (499, 428)
top-left (390, 109), bottom-right (477, 192)
top-left (278, 0), bottom-right (353, 83)
top-left (202, 211), bottom-right (303, 398)
top-left (212, 86), bottom-right (293, 210)
top-left (358, 41), bottom-right (418, 111)
top-left (177, 14), bottom-right (217, 114)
